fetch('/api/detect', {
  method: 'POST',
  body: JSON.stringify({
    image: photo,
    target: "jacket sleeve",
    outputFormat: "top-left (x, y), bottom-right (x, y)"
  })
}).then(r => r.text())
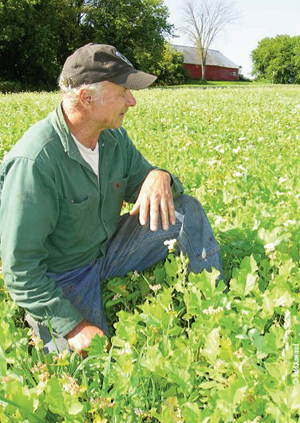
top-left (122, 129), bottom-right (184, 203)
top-left (0, 158), bottom-right (83, 337)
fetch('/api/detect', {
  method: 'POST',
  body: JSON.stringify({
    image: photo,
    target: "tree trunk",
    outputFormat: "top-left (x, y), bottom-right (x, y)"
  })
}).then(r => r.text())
top-left (201, 51), bottom-right (207, 81)
top-left (201, 63), bottom-right (206, 81)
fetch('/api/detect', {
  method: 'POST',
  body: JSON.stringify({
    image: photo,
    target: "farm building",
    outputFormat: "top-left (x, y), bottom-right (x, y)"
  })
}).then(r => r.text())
top-left (172, 44), bottom-right (240, 81)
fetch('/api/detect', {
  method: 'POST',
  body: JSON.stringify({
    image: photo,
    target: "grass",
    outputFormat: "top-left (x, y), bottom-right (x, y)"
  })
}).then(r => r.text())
top-left (173, 79), bottom-right (268, 88)
top-left (0, 84), bottom-right (299, 422)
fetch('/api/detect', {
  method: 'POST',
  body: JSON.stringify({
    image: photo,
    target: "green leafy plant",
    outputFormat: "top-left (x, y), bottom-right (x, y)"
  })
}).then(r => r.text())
top-left (0, 85), bottom-right (299, 421)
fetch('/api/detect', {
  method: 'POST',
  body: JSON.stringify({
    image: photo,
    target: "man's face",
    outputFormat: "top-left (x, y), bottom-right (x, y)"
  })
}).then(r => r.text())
top-left (90, 81), bottom-right (136, 131)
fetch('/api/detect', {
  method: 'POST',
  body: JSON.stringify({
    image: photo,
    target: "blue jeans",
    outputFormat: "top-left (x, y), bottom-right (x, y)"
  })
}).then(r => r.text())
top-left (27, 194), bottom-right (223, 353)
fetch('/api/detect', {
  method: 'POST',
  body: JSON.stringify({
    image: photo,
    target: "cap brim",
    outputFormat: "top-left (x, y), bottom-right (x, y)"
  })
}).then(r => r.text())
top-left (109, 69), bottom-right (157, 90)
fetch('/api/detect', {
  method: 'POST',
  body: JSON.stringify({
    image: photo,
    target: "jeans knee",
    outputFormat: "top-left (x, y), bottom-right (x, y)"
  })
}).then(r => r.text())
top-left (174, 194), bottom-right (204, 218)
top-left (174, 194), bottom-right (219, 256)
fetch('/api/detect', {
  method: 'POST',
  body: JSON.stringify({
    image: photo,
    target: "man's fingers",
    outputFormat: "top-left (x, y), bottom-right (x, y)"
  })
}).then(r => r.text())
top-left (150, 196), bottom-right (160, 231)
top-left (160, 195), bottom-right (176, 230)
top-left (75, 348), bottom-right (88, 358)
top-left (139, 196), bottom-right (149, 226)
top-left (168, 198), bottom-right (176, 226)
top-left (129, 200), bottom-right (140, 216)
top-left (131, 194), bottom-right (175, 231)
top-left (66, 319), bottom-right (106, 357)
top-left (129, 171), bottom-right (175, 230)
top-left (129, 195), bottom-right (150, 227)
top-left (160, 197), bottom-right (170, 231)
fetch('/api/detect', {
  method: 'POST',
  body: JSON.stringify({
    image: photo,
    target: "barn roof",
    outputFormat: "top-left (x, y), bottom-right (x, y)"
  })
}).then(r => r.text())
top-left (172, 44), bottom-right (239, 69)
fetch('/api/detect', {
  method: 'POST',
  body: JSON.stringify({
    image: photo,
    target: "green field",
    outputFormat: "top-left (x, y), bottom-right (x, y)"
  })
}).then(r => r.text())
top-left (0, 85), bottom-right (299, 422)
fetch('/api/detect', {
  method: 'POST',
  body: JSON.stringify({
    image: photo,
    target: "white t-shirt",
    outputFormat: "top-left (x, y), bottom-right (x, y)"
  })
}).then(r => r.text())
top-left (71, 134), bottom-right (99, 179)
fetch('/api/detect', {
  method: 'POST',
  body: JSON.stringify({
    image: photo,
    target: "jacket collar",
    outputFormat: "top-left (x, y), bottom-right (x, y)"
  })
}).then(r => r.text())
top-left (50, 103), bottom-right (118, 157)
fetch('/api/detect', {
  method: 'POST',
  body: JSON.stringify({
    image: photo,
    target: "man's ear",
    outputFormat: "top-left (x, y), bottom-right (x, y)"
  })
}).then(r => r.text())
top-left (79, 89), bottom-right (92, 107)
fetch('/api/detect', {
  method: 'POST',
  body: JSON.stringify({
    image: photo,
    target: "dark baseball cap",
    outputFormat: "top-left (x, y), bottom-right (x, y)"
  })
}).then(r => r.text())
top-left (61, 43), bottom-right (157, 90)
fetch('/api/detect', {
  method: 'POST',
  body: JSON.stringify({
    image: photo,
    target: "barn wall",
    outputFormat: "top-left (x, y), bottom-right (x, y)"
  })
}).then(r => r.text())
top-left (184, 64), bottom-right (239, 81)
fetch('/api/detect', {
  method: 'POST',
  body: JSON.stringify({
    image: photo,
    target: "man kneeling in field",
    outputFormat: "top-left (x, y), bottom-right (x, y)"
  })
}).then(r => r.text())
top-left (0, 44), bottom-right (224, 354)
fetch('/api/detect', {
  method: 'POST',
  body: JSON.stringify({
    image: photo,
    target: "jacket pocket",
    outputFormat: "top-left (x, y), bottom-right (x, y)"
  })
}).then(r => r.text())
top-left (52, 194), bottom-right (100, 251)
top-left (102, 177), bottom-right (128, 234)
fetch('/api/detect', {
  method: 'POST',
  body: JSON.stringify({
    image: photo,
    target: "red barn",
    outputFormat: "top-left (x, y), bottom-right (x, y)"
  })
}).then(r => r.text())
top-left (172, 44), bottom-right (240, 81)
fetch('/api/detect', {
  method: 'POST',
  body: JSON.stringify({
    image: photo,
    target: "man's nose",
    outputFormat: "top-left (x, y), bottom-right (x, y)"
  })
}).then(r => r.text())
top-left (126, 90), bottom-right (136, 107)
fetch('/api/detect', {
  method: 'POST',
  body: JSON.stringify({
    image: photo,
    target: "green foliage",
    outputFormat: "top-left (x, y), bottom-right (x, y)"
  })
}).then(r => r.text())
top-left (0, 0), bottom-right (83, 89)
top-left (0, 0), bottom-right (180, 89)
top-left (0, 246), bottom-right (299, 421)
top-left (0, 85), bottom-right (300, 421)
top-left (149, 43), bottom-right (188, 86)
top-left (83, 0), bottom-right (173, 72)
top-left (251, 35), bottom-right (300, 83)
top-left (0, 80), bottom-right (23, 93)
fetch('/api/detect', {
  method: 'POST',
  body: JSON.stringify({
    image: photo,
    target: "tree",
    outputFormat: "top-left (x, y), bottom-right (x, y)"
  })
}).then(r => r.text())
top-left (148, 43), bottom-right (188, 86)
top-left (182, 0), bottom-right (237, 81)
top-left (251, 35), bottom-right (300, 84)
top-left (0, 0), bottom-right (184, 89)
top-left (82, 0), bottom-right (173, 73)
top-left (0, 0), bottom-right (84, 88)
top-left (292, 37), bottom-right (300, 84)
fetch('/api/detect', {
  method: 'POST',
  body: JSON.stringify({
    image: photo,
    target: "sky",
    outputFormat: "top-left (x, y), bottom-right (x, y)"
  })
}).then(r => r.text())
top-left (163, 0), bottom-right (300, 77)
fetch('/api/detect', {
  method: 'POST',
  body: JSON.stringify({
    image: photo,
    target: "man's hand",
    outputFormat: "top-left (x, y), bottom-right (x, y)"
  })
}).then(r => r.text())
top-left (130, 170), bottom-right (176, 231)
top-left (66, 319), bottom-right (105, 356)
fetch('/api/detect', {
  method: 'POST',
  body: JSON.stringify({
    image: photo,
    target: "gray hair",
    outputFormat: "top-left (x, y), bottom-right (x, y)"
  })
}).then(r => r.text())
top-left (58, 74), bottom-right (106, 106)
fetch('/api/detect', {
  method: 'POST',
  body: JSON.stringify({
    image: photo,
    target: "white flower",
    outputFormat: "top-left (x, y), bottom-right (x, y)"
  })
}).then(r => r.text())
top-left (112, 293), bottom-right (122, 301)
top-left (278, 178), bottom-right (287, 184)
top-left (120, 342), bottom-right (132, 355)
top-left (208, 159), bottom-right (218, 166)
top-left (214, 215), bottom-right (226, 225)
top-left (214, 144), bottom-right (225, 154)
top-left (134, 409), bottom-right (144, 417)
top-left (164, 238), bottom-right (177, 250)
top-left (264, 243), bottom-right (276, 253)
top-left (234, 347), bottom-right (244, 358)
top-left (150, 284), bottom-right (162, 292)
top-left (283, 219), bottom-right (296, 227)
top-left (203, 306), bottom-right (223, 315)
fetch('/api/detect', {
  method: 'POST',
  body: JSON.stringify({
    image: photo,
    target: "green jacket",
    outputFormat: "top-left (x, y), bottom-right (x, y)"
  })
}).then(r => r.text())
top-left (0, 104), bottom-right (183, 336)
